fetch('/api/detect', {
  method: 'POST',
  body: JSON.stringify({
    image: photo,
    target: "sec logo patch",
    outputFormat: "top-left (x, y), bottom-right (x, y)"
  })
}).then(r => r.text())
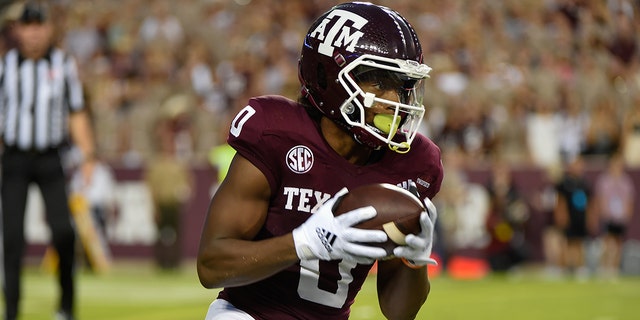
top-left (286, 145), bottom-right (314, 174)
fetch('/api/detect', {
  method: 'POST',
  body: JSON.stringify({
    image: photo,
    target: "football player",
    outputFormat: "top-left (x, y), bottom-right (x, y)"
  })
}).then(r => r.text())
top-left (197, 2), bottom-right (443, 319)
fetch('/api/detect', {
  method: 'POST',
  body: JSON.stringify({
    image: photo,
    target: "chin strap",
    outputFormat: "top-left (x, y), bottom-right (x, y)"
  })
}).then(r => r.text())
top-left (389, 142), bottom-right (410, 154)
top-left (354, 128), bottom-right (411, 153)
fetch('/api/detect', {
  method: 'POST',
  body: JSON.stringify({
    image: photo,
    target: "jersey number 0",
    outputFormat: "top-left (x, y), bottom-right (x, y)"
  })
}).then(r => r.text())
top-left (298, 259), bottom-right (358, 308)
top-left (231, 106), bottom-right (359, 308)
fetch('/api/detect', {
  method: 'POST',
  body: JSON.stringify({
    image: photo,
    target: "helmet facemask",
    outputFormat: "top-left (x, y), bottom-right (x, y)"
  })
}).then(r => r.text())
top-left (337, 54), bottom-right (431, 153)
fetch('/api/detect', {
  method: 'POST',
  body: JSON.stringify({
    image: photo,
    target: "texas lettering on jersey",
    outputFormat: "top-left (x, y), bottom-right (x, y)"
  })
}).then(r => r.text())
top-left (282, 178), bottom-right (424, 215)
top-left (283, 187), bottom-right (330, 213)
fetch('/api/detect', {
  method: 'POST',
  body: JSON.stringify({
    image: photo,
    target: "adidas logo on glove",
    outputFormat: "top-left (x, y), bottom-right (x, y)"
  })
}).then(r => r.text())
top-left (315, 227), bottom-right (337, 253)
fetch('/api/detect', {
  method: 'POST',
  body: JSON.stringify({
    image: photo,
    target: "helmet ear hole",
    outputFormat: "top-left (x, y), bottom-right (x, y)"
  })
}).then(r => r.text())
top-left (316, 64), bottom-right (327, 89)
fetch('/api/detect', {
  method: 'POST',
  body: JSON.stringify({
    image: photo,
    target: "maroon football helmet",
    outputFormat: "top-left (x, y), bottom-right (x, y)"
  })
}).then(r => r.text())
top-left (298, 2), bottom-right (431, 153)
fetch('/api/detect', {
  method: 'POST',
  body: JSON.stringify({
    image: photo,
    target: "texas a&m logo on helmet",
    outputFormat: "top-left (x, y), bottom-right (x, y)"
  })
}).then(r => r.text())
top-left (308, 9), bottom-right (368, 57)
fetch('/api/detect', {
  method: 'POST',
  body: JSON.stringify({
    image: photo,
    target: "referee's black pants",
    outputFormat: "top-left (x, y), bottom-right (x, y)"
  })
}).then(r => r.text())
top-left (1, 148), bottom-right (76, 319)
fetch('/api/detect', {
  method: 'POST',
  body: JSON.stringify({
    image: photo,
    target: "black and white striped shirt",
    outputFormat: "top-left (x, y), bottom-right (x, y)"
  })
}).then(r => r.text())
top-left (0, 47), bottom-right (84, 151)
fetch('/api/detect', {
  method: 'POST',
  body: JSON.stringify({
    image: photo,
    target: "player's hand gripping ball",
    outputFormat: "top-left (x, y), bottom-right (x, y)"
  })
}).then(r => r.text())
top-left (332, 183), bottom-right (425, 259)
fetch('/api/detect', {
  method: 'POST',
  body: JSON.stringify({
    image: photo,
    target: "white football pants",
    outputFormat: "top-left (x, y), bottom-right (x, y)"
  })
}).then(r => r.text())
top-left (205, 299), bottom-right (255, 320)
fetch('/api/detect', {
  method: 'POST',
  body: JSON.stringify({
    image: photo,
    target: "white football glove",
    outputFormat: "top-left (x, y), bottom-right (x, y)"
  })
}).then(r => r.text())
top-left (393, 196), bottom-right (438, 267)
top-left (292, 188), bottom-right (389, 264)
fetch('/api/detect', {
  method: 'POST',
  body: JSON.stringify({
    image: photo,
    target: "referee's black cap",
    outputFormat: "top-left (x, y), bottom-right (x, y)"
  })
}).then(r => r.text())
top-left (18, 1), bottom-right (48, 24)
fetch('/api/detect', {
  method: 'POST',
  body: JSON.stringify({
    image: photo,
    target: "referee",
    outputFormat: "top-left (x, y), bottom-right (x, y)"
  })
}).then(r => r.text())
top-left (1, 2), bottom-right (95, 320)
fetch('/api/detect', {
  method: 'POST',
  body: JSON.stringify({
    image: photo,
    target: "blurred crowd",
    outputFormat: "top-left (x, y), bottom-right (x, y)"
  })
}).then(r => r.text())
top-left (2, 0), bottom-right (639, 275)
top-left (1, 0), bottom-right (638, 170)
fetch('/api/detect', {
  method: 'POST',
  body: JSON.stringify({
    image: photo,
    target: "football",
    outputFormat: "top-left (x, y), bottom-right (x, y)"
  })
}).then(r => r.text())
top-left (333, 183), bottom-right (425, 258)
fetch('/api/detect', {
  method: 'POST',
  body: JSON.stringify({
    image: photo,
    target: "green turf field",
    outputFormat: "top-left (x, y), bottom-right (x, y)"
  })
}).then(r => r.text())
top-left (8, 261), bottom-right (640, 320)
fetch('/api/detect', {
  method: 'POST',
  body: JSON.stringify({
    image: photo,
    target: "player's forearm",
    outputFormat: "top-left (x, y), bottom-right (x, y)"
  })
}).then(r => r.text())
top-left (377, 259), bottom-right (430, 320)
top-left (197, 233), bottom-right (298, 289)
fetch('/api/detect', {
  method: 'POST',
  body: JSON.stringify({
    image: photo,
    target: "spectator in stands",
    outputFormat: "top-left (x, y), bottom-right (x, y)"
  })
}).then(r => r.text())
top-left (485, 159), bottom-right (530, 271)
top-left (557, 88), bottom-right (588, 163)
top-left (581, 93), bottom-right (621, 159)
top-left (492, 91), bottom-right (529, 165)
top-left (177, 41), bottom-right (217, 111)
top-left (554, 155), bottom-right (598, 279)
top-left (68, 154), bottom-right (117, 242)
top-left (137, 0), bottom-right (184, 51)
top-left (534, 167), bottom-right (566, 278)
top-left (437, 147), bottom-right (490, 261)
top-left (68, 155), bottom-right (117, 272)
top-left (621, 98), bottom-right (640, 168)
top-left (525, 91), bottom-right (563, 170)
top-left (605, 0), bottom-right (637, 78)
top-left (62, 4), bottom-right (101, 67)
top-left (144, 95), bottom-right (194, 270)
top-left (594, 151), bottom-right (635, 278)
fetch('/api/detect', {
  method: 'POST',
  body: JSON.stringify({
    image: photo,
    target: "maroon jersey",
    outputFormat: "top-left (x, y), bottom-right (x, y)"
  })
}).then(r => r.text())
top-left (218, 95), bottom-right (443, 320)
